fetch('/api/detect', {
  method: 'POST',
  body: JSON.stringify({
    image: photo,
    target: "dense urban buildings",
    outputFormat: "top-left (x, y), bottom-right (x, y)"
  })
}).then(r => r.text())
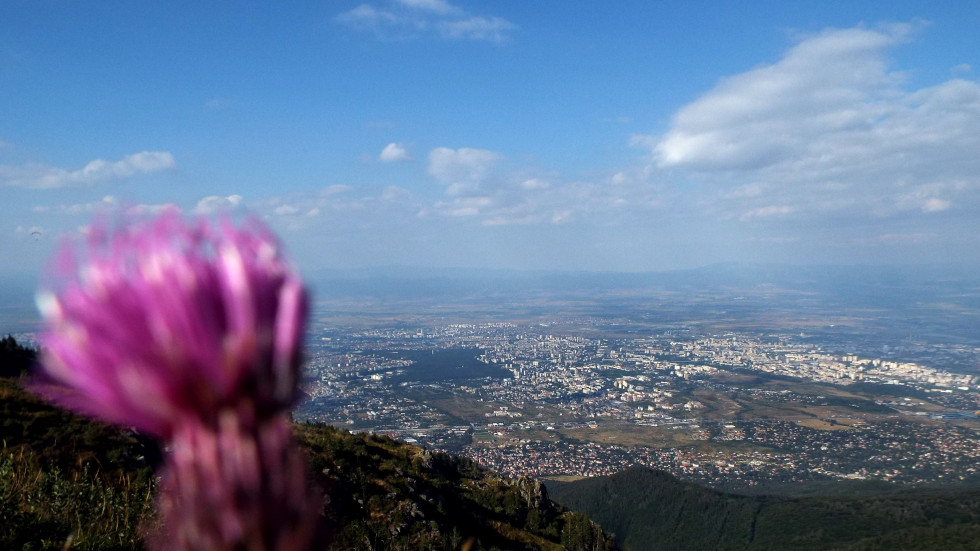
top-left (295, 311), bottom-right (980, 491)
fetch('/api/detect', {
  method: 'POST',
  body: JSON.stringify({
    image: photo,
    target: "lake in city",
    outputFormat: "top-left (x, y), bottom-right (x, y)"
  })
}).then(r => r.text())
top-left (380, 347), bottom-right (511, 383)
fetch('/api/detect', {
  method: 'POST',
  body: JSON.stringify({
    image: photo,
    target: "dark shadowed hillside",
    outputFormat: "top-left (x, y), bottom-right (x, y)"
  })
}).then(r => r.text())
top-left (548, 466), bottom-right (980, 551)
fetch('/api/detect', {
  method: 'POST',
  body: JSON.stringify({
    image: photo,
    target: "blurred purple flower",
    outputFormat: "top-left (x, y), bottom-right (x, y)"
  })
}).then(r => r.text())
top-left (151, 416), bottom-right (319, 551)
top-left (35, 210), bottom-right (307, 438)
top-left (34, 209), bottom-right (320, 551)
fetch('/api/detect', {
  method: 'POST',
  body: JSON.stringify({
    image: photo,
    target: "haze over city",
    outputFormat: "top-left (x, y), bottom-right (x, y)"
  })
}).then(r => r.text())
top-left (2, 1), bottom-right (980, 281)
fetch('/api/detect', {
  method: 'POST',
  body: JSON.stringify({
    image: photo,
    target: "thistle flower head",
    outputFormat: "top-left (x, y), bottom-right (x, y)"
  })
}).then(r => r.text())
top-left (35, 210), bottom-right (308, 438)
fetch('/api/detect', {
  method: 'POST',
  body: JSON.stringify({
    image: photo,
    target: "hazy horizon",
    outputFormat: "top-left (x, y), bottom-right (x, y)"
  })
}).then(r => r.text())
top-left (4, 260), bottom-right (980, 338)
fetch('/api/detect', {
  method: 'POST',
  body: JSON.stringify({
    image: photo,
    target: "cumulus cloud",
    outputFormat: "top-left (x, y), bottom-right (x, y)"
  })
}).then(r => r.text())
top-left (251, 184), bottom-right (425, 234)
top-left (639, 22), bottom-right (980, 223)
top-left (193, 194), bottom-right (244, 215)
top-left (336, 0), bottom-right (516, 42)
top-left (428, 147), bottom-right (503, 189)
top-left (426, 146), bottom-right (528, 222)
top-left (1, 151), bottom-right (175, 189)
top-left (654, 24), bottom-right (916, 170)
top-left (379, 142), bottom-right (412, 162)
top-left (424, 146), bottom-right (658, 226)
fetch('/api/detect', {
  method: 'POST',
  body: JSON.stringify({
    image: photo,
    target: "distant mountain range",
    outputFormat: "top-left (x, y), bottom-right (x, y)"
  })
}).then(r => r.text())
top-left (5, 261), bottom-right (979, 312)
top-left (302, 262), bottom-right (980, 301)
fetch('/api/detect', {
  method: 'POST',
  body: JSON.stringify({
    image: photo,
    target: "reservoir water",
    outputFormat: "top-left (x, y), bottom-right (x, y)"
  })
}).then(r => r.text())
top-left (378, 347), bottom-right (511, 383)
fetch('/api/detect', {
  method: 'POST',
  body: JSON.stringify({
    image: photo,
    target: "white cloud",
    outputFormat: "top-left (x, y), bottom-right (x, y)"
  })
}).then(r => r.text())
top-left (438, 16), bottom-right (516, 42)
top-left (428, 147), bottom-right (502, 188)
top-left (922, 198), bottom-right (950, 212)
top-left (381, 185), bottom-right (412, 201)
top-left (274, 204), bottom-right (300, 216)
top-left (952, 63), bottom-right (972, 76)
top-left (379, 142), bottom-right (412, 162)
top-left (33, 195), bottom-right (119, 214)
top-left (337, 4), bottom-right (397, 30)
top-left (739, 205), bottom-right (795, 221)
top-left (128, 202), bottom-right (179, 215)
top-left (32, 195), bottom-right (176, 215)
top-left (193, 194), bottom-right (244, 215)
top-left (727, 183), bottom-right (765, 199)
top-left (610, 164), bottom-right (654, 187)
top-left (639, 22), bottom-right (980, 222)
top-left (521, 178), bottom-right (549, 190)
top-left (654, 24), bottom-right (916, 170)
top-left (336, 0), bottom-right (515, 42)
top-left (551, 209), bottom-right (572, 224)
top-left (393, 0), bottom-right (456, 14)
top-left (438, 196), bottom-right (492, 217)
top-left (424, 146), bottom-right (662, 226)
top-left (251, 183), bottom-right (425, 234)
top-left (858, 232), bottom-right (928, 245)
top-left (1, 151), bottom-right (176, 189)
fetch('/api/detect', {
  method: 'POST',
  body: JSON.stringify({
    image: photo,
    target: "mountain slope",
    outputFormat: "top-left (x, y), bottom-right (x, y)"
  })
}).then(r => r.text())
top-left (0, 337), bottom-right (615, 551)
top-left (296, 423), bottom-right (615, 550)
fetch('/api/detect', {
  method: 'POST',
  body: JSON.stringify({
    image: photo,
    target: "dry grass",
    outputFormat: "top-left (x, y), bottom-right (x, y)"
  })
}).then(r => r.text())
top-left (0, 446), bottom-right (155, 551)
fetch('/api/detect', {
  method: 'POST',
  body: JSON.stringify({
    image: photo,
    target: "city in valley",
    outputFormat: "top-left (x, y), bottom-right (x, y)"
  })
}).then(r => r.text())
top-left (293, 270), bottom-right (980, 493)
top-left (5, 268), bottom-right (979, 492)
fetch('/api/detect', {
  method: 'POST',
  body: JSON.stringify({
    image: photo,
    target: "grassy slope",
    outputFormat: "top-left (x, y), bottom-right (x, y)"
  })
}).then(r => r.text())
top-left (296, 423), bottom-right (614, 550)
top-left (1, 375), bottom-right (157, 551)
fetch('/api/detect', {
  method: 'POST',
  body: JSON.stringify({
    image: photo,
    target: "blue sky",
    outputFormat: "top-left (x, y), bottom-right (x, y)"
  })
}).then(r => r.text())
top-left (2, 1), bottom-right (980, 278)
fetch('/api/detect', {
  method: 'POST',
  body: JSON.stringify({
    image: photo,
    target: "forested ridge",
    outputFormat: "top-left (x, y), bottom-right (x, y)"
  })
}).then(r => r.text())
top-left (548, 466), bottom-right (980, 551)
